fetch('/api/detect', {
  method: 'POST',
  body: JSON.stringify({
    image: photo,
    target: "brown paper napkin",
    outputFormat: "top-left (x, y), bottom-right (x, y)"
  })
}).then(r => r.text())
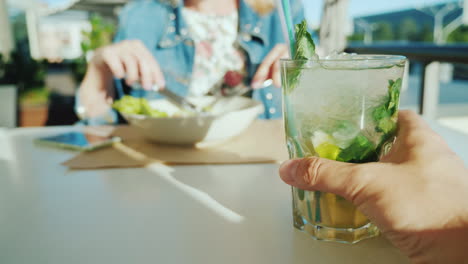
top-left (63, 120), bottom-right (289, 170)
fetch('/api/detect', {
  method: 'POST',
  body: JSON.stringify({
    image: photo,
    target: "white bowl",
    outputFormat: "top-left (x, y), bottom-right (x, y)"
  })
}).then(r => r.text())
top-left (121, 96), bottom-right (264, 145)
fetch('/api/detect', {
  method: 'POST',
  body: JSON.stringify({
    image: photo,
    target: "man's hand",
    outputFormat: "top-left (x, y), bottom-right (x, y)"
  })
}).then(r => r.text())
top-left (279, 110), bottom-right (468, 264)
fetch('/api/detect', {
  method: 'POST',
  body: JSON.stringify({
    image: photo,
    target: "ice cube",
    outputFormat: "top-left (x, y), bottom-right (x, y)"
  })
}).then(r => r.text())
top-left (324, 51), bottom-right (358, 60)
top-left (324, 50), bottom-right (340, 60)
top-left (311, 130), bottom-right (333, 147)
top-left (332, 122), bottom-right (360, 149)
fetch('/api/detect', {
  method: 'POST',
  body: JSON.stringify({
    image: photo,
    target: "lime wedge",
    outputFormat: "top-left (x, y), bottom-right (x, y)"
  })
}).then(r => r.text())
top-left (315, 142), bottom-right (341, 160)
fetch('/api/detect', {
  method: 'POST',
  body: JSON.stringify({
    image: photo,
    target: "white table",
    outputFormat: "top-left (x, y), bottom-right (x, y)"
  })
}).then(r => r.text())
top-left (1, 122), bottom-right (467, 264)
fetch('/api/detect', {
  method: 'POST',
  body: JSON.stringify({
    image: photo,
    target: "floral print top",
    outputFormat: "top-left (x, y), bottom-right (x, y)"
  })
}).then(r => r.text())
top-left (182, 8), bottom-right (247, 96)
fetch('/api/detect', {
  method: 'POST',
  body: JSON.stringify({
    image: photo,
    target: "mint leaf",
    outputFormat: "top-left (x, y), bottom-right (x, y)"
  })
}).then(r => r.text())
top-left (337, 134), bottom-right (378, 163)
top-left (372, 78), bottom-right (402, 134)
top-left (387, 78), bottom-right (402, 117)
top-left (284, 20), bottom-right (316, 94)
top-left (372, 105), bottom-right (390, 121)
top-left (376, 117), bottom-right (396, 134)
top-left (293, 20), bottom-right (316, 60)
top-left (298, 189), bottom-right (305, 201)
top-left (370, 78), bottom-right (402, 154)
top-left (373, 104), bottom-right (395, 134)
top-left (334, 120), bottom-right (356, 134)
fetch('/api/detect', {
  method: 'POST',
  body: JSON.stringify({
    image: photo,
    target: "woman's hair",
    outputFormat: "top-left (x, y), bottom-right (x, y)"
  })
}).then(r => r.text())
top-left (245, 0), bottom-right (276, 15)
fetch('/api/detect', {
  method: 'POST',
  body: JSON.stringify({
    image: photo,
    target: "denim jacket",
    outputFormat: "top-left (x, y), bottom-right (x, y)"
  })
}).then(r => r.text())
top-left (84, 0), bottom-right (304, 123)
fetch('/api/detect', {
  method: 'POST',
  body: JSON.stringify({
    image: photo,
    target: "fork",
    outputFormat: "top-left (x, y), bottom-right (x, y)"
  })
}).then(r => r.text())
top-left (206, 79), bottom-right (274, 109)
top-left (153, 85), bottom-right (202, 113)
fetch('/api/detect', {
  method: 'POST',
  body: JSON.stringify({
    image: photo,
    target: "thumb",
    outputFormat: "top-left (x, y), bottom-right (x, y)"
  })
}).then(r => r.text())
top-left (279, 157), bottom-right (375, 200)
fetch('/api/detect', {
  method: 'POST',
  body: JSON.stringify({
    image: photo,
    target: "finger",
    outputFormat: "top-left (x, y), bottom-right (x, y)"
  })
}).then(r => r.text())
top-left (134, 41), bottom-right (166, 88)
top-left (251, 63), bottom-right (271, 89)
top-left (272, 60), bottom-right (281, 87)
top-left (397, 110), bottom-right (446, 145)
top-left (252, 45), bottom-right (286, 88)
top-left (279, 157), bottom-right (375, 200)
top-left (131, 41), bottom-right (166, 89)
top-left (396, 110), bottom-right (449, 157)
top-left (251, 45), bottom-right (284, 85)
top-left (125, 42), bottom-right (152, 89)
top-left (152, 61), bottom-right (165, 89)
top-left (101, 49), bottom-right (125, 79)
top-left (121, 54), bottom-right (139, 86)
top-left (397, 110), bottom-right (431, 136)
top-left (135, 56), bottom-right (153, 90)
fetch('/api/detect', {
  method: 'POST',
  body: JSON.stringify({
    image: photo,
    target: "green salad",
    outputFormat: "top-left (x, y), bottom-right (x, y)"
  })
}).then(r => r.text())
top-left (112, 96), bottom-right (168, 117)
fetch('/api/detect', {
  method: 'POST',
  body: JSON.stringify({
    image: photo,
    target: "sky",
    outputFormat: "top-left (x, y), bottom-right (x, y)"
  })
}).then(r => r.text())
top-left (20, 0), bottom-right (462, 26)
top-left (303, 0), bottom-right (459, 27)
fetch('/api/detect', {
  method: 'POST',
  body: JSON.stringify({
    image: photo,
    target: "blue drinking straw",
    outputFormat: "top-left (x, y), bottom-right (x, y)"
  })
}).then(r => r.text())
top-left (277, 0), bottom-right (301, 154)
top-left (277, 0), bottom-right (318, 221)
top-left (277, 0), bottom-right (296, 58)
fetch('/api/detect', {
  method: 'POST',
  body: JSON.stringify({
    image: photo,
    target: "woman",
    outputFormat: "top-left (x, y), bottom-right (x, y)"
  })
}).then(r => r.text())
top-left (77, 0), bottom-right (305, 124)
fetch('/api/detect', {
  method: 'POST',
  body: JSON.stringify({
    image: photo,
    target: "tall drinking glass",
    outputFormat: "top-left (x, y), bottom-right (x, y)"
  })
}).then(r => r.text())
top-left (281, 55), bottom-right (407, 244)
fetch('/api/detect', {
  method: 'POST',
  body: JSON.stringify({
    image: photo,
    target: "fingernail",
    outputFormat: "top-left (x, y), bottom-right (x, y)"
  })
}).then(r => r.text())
top-left (150, 84), bottom-right (159, 91)
top-left (263, 79), bottom-right (273, 87)
top-left (280, 159), bottom-right (299, 184)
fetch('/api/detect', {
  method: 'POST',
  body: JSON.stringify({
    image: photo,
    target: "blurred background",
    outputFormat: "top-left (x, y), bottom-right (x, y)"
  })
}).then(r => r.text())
top-left (0, 0), bottom-right (467, 134)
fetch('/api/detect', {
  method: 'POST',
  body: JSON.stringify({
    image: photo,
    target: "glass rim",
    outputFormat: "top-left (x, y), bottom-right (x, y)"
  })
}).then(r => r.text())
top-left (280, 54), bottom-right (407, 63)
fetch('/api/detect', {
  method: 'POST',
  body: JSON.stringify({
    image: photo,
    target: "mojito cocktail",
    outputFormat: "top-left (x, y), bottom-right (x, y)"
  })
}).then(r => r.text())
top-left (281, 55), bottom-right (406, 243)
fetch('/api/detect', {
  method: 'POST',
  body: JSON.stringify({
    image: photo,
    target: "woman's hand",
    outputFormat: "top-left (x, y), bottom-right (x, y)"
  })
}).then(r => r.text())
top-left (251, 44), bottom-right (289, 89)
top-left (90, 40), bottom-right (165, 89)
top-left (279, 110), bottom-right (468, 264)
top-left (79, 40), bottom-right (165, 118)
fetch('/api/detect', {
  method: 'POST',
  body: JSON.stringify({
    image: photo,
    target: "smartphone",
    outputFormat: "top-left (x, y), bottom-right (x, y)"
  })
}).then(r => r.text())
top-left (35, 131), bottom-right (121, 151)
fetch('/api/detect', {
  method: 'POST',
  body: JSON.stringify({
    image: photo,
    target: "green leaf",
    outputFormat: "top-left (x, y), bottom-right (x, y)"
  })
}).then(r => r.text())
top-left (337, 134), bottom-right (378, 163)
top-left (333, 120), bottom-right (358, 136)
top-left (284, 20), bottom-right (317, 94)
top-left (372, 78), bottom-right (402, 135)
top-left (298, 189), bottom-right (305, 201)
top-left (376, 117), bottom-right (396, 134)
top-left (293, 20), bottom-right (316, 60)
top-left (372, 104), bottom-right (390, 121)
top-left (284, 66), bottom-right (302, 94)
top-left (368, 78), bottom-right (402, 154)
top-left (387, 78), bottom-right (402, 117)
top-left (80, 13), bottom-right (116, 54)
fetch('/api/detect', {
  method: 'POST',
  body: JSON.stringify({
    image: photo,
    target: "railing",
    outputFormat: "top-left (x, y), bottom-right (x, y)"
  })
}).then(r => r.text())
top-left (345, 43), bottom-right (468, 118)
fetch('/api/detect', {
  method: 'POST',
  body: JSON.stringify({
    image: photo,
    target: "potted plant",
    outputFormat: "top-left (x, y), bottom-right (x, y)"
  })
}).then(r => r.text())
top-left (0, 51), bottom-right (48, 127)
top-left (71, 14), bottom-right (115, 82)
